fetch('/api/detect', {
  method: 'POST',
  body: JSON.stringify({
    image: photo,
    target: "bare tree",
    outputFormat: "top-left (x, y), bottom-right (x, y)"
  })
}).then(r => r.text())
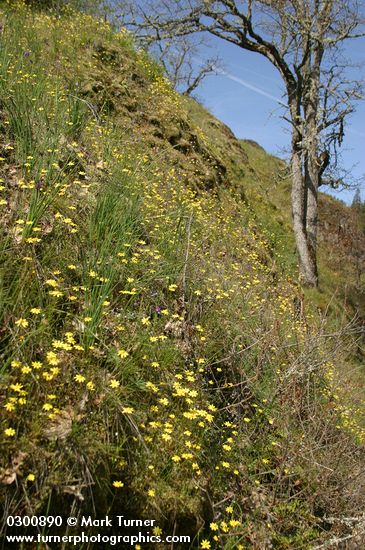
top-left (148, 35), bottom-right (222, 96)
top-left (129, 0), bottom-right (364, 287)
top-left (120, 3), bottom-right (222, 96)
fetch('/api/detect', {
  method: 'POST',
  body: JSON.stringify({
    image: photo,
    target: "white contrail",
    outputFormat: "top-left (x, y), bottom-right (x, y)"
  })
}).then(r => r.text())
top-left (216, 68), bottom-right (287, 107)
top-left (216, 70), bottom-right (365, 142)
top-left (347, 127), bottom-right (365, 138)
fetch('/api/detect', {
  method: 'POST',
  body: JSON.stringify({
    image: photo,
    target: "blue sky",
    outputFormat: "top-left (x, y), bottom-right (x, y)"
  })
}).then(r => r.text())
top-left (194, 37), bottom-right (365, 204)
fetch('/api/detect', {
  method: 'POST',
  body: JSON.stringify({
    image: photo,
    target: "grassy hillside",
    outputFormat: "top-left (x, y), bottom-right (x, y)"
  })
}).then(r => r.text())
top-left (0, 3), bottom-right (364, 549)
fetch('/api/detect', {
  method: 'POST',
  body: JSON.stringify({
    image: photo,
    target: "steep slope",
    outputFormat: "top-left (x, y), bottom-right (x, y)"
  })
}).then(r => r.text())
top-left (0, 4), bottom-right (364, 549)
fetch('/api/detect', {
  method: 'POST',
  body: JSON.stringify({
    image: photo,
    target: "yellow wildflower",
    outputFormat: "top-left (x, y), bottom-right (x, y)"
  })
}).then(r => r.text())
top-left (113, 481), bottom-right (124, 488)
top-left (45, 279), bottom-right (58, 287)
top-left (15, 318), bottom-right (28, 328)
top-left (10, 383), bottom-right (23, 393)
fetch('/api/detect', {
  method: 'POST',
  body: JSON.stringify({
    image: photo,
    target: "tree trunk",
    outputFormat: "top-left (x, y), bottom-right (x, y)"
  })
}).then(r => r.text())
top-left (291, 148), bottom-right (318, 287)
top-left (305, 149), bottom-right (319, 283)
top-left (302, 77), bottom-right (321, 288)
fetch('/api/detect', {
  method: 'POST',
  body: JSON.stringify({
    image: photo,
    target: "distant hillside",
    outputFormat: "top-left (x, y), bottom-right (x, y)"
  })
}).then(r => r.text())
top-left (0, 3), bottom-right (364, 549)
